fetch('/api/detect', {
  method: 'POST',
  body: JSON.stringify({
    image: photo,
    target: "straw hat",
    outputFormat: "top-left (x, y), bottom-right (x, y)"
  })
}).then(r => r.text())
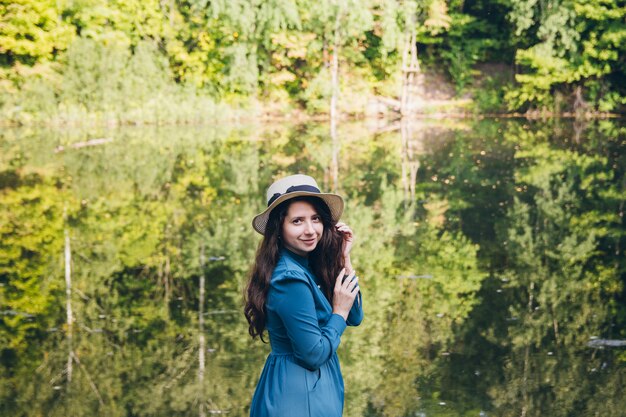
top-left (252, 174), bottom-right (344, 235)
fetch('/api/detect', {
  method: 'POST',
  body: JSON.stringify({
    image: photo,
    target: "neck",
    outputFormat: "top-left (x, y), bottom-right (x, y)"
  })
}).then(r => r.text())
top-left (284, 247), bottom-right (308, 258)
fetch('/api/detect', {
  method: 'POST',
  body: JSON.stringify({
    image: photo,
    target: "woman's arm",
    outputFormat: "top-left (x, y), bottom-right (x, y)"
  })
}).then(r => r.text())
top-left (271, 276), bottom-right (347, 371)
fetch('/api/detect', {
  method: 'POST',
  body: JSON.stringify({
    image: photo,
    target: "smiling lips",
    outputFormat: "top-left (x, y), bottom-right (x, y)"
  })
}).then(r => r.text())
top-left (301, 238), bottom-right (317, 245)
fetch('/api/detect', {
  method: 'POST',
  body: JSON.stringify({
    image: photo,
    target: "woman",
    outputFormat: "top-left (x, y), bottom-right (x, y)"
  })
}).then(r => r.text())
top-left (245, 174), bottom-right (363, 417)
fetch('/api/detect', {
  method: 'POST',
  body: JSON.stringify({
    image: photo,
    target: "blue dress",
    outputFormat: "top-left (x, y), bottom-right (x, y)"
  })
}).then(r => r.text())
top-left (250, 249), bottom-right (364, 417)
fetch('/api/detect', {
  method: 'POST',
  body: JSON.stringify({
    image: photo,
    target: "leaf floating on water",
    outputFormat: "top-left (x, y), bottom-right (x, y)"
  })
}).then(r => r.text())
top-left (55, 138), bottom-right (113, 153)
top-left (587, 339), bottom-right (626, 348)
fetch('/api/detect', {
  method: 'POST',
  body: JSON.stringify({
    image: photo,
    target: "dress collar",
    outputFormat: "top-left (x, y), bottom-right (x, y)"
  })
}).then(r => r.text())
top-left (281, 248), bottom-right (310, 268)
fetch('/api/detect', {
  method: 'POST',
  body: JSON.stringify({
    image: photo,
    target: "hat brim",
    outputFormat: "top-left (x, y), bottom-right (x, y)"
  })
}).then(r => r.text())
top-left (252, 192), bottom-right (344, 235)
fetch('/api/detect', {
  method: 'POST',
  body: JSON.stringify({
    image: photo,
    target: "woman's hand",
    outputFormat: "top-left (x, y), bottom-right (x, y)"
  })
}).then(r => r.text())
top-left (332, 268), bottom-right (359, 320)
top-left (335, 222), bottom-right (354, 259)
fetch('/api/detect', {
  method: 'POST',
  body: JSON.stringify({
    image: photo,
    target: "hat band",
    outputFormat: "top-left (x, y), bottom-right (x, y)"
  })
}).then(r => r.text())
top-left (267, 184), bottom-right (321, 206)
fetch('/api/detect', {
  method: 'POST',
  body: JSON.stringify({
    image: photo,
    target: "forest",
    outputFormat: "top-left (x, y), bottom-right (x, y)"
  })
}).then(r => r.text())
top-left (1, 0), bottom-right (626, 124)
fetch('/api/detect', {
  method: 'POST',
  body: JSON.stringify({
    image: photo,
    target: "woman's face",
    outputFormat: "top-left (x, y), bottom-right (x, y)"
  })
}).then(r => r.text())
top-left (281, 200), bottom-right (324, 257)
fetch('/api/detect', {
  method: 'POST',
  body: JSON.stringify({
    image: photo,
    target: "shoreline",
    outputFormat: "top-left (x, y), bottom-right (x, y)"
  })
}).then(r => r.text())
top-left (1, 108), bottom-right (623, 129)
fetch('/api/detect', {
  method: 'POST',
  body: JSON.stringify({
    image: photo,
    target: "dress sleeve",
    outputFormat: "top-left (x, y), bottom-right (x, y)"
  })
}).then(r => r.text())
top-left (271, 275), bottom-right (347, 371)
top-left (346, 291), bottom-right (363, 326)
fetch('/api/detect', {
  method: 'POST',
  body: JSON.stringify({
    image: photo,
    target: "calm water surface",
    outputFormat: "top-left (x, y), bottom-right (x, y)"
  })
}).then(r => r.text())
top-left (1, 119), bottom-right (625, 417)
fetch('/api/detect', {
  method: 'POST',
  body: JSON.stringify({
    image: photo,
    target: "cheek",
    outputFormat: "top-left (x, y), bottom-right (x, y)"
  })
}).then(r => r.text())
top-left (282, 223), bottom-right (298, 239)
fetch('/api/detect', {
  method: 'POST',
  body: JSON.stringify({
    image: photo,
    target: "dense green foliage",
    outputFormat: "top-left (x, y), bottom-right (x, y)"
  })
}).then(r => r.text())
top-left (1, 0), bottom-right (624, 124)
top-left (1, 119), bottom-right (624, 416)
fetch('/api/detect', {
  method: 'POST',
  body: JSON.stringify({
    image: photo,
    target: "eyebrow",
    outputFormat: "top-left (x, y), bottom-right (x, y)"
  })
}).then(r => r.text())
top-left (288, 214), bottom-right (319, 220)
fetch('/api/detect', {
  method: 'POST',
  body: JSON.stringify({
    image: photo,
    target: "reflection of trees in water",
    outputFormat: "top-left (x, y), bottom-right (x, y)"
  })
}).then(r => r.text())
top-left (1, 120), bottom-right (625, 416)
top-left (354, 120), bottom-right (625, 416)
top-left (1, 126), bottom-right (265, 416)
top-left (401, 119), bottom-right (422, 205)
top-left (487, 126), bottom-right (626, 416)
top-left (399, 120), bottom-right (457, 208)
top-left (365, 218), bottom-right (485, 417)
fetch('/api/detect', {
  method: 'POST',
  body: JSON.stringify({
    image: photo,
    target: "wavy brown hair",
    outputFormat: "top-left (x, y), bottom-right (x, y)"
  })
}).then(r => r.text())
top-left (244, 196), bottom-right (344, 341)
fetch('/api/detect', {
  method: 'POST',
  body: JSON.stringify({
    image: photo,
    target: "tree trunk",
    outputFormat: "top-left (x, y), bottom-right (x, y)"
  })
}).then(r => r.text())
top-left (64, 226), bottom-right (73, 384)
top-left (401, 120), bottom-right (420, 207)
top-left (329, 5), bottom-right (342, 193)
top-left (400, 13), bottom-right (421, 117)
top-left (198, 243), bottom-right (206, 417)
top-left (164, 255), bottom-right (171, 316)
top-left (573, 85), bottom-right (588, 119)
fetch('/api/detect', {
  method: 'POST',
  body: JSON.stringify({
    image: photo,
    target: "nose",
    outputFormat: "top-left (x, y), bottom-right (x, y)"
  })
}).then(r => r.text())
top-left (304, 220), bottom-right (315, 235)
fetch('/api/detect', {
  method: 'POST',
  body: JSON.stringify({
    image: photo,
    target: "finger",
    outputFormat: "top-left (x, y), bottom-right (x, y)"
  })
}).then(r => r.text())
top-left (342, 270), bottom-right (356, 289)
top-left (338, 228), bottom-right (352, 236)
top-left (336, 224), bottom-right (352, 233)
top-left (345, 273), bottom-right (358, 292)
top-left (335, 268), bottom-right (346, 289)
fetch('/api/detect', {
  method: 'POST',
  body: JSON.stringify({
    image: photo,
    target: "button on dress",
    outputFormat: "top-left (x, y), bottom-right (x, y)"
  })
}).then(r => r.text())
top-left (250, 249), bottom-right (364, 417)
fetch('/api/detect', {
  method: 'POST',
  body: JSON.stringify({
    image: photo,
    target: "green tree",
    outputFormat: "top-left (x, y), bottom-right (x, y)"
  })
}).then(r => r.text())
top-left (0, 0), bottom-right (74, 66)
top-left (506, 0), bottom-right (626, 112)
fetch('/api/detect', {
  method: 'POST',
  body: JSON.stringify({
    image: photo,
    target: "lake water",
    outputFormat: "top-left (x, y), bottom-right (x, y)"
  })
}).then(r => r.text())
top-left (1, 118), bottom-right (625, 417)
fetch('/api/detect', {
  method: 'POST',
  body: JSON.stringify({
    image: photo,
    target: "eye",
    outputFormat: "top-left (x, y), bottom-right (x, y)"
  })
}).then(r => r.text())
top-left (292, 218), bottom-right (302, 225)
top-left (312, 215), bottom-right (321, 222)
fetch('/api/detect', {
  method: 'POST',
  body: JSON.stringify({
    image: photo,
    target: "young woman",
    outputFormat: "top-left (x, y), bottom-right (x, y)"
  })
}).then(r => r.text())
top-left (245, 174), bottom-right (363, 417)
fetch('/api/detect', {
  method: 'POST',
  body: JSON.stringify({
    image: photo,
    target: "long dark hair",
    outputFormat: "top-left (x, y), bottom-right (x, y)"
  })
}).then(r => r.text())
top-left (244, 196), bottom-right (344, 341)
